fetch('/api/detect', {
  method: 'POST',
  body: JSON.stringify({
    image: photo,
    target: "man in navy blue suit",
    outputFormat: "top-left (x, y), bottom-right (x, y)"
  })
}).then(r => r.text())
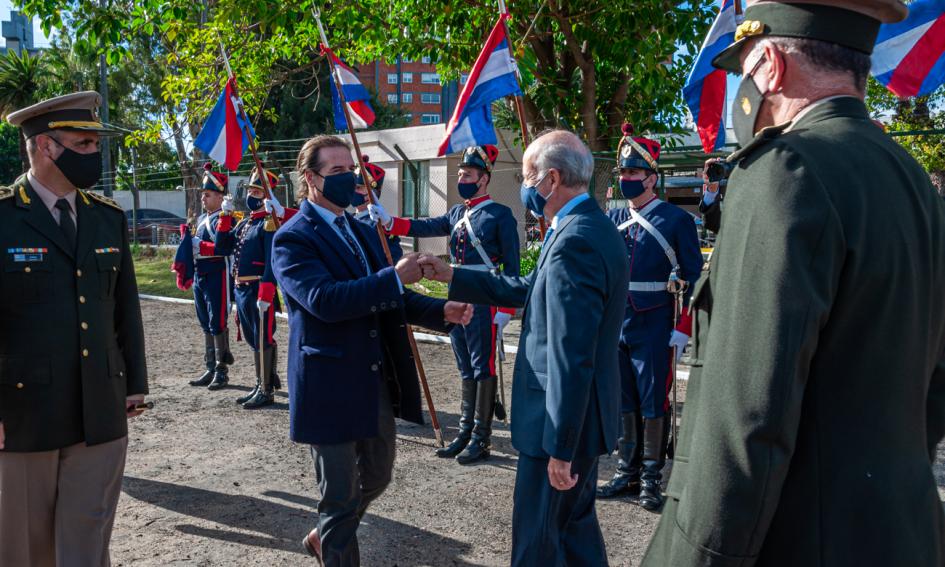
top-left (271, 135), bottom-right (472, 567)
top-left (420, 130), bottom-right (629, 566)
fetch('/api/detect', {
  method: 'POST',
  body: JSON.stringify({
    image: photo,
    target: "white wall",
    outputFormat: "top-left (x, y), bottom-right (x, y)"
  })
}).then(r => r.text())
top-left (90, 190), bottom-right (186, 218)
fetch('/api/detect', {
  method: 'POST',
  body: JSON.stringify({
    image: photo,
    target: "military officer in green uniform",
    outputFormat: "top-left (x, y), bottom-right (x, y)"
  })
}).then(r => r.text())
top-left (0, 92), bottom-right (149, 566)
top-left (643, 1), bottom-right (945, 566)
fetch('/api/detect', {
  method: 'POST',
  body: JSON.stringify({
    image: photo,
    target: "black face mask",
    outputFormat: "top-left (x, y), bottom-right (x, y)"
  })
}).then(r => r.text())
top-left (48, 137), bottom-right (102, 189)
top-left (732, 56), bottom-right (768, 146)
top-left (314, 171), bottom-right (357, 208)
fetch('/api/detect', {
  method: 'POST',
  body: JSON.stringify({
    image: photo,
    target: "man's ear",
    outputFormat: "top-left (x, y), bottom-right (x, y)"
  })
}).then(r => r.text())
top-left (762, 41), bottom-right (786, 94)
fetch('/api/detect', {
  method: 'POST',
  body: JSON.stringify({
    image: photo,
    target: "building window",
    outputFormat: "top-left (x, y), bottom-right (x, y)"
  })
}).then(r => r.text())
top-left (387, 73), bottom-right (398, 84)
top-left (401, 72), bottom-right (413, 84)
top-left (421, 55), bottom-right (432, 64)
top-left (421, 113), bottom-right (441, 124)
top-left (459, 73), bottom-right (469, 85)
top-left (421, 72), bottom-right (440, 84)
top-left (404, 113), bottom-right (413, 122)
top-left (401, 93), bottom-right (413, 104)
top-left (403, 160), bottom-right (430, 217)
top-left (421, 92), bottom-right (441, 104)
top-left (386, 94), bottom-right (399, 104)
top-left (402, 57), bottom-right (413, 63)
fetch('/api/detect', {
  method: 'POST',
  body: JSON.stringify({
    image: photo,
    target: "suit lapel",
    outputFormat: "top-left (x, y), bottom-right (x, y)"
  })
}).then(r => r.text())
top-left (20, 180), bottom-right (74, 260)
top-left (301, 201), bottom-right (364, 279)
top-left (348, 213), bottom-right (390, 271)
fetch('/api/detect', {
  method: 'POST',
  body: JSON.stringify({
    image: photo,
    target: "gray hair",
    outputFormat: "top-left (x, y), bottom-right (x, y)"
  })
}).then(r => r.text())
top-left (525, 129), bottom-right (594, 189)
top-left (746, 37), bottom-right (871, 92)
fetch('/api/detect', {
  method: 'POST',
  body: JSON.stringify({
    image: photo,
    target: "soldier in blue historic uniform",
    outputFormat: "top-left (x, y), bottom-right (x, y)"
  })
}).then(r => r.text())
top-left (351, 155), bottom-right (402, 262)
top-left (186, 163), bottom-right (237, 390)
top-left (597, 125), bottom-right (704, 511)
top-left (368, 145), bottom-right (520, 464)
top-left (230, 166), bottom-right (297, 409)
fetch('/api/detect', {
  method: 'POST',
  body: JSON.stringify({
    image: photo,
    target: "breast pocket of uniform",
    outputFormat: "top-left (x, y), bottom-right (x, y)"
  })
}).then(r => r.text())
top-left (95, 250), bottom-right (121, 299)
top-left (2, 253), bottom-right (53, 303)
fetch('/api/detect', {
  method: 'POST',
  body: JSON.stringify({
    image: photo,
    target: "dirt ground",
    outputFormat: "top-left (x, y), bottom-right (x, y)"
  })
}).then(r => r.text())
top-left (112, 298), bottom-right (945, 567)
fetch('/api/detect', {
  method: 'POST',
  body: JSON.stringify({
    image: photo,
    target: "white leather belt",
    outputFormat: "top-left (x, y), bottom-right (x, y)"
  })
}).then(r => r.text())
top-left (628, 281), bottom-right (669, 292)
top-left (451, 264), bottom-right (493, 272)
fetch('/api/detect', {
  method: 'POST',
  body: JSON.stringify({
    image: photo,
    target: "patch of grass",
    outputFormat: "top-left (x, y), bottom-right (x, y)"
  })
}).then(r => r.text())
top-left (133, 246), bottom-right (191, 300)
top-left (408, 278), bottom-right (449, 299)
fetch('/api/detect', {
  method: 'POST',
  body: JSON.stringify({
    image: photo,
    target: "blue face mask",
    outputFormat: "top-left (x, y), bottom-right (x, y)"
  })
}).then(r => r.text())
top-left (519, 172), bottom-right (550, 217)
top-left (458, 181), bottom-right (479, 200)
top-left (349, 191), bottom-right (366, 207)
top-left (246, 194), bottom-right (264, 211)
top-left (315, 171), bottom-right (357, 208)
top-left (619, 178), bottom-right (647, 199)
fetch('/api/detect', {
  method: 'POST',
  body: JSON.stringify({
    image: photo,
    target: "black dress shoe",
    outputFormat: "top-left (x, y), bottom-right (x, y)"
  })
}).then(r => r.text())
top-left (189, 370), bottom-right (214, 387)
top-left (639, 481), bottom-right (664, 511)
top-left (435, 433), bottom-right (471, 458)
top-left (456, 438), bottom-right (490, 464)
top-left (207, 370), bottom-right (229, 390)
top-left (596, 474), bottom-right (641, 499)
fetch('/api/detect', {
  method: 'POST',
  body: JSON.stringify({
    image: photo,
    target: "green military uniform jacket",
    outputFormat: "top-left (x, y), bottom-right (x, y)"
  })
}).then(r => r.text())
top-left (643, 98), bottom-right (945, 566)
top-left (0, 175), bottom-right (148, 452)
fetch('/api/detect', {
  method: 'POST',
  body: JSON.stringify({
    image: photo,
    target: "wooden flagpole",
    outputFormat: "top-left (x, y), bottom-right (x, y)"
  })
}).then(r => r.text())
top-left (314, 7), bottom-right (444, 447)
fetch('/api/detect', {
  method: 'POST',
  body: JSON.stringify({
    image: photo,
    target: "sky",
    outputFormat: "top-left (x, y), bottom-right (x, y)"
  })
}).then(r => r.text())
top-left (0, 0), bottom-right (53, 48)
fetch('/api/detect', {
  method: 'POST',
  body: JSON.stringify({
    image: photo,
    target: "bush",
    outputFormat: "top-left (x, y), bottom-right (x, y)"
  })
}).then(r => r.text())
top-left (520, 244), bottom-right (541, 276)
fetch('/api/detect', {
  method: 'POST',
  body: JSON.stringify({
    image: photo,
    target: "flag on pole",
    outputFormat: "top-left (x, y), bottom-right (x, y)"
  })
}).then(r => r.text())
top-left (438, 14), bottom-right (522, 156)
top-left (194, 78), bottom-right (255, 171)
top-left (322, 47), bottom-right (376, 131)
top-left (871, 0), bottom-right (945, 98)
top-left (684, 0), bottom-right (739, 153)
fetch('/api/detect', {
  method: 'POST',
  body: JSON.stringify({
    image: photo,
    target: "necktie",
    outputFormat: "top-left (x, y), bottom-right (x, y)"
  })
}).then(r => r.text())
top-left (55, 198), bottom-right (76, 251)
top-left (334, 216), bottom-right (367, 275)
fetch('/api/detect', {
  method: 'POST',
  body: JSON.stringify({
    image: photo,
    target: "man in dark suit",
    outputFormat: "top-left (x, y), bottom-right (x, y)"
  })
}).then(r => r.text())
top-left (271, 135), bottom-right (472, 567)
top-left (420, 130), bottom-right (629, 566)
top-left (643, 2), bottom-right (945, 566)
top-left (0, 92), bottom-right (148, 566)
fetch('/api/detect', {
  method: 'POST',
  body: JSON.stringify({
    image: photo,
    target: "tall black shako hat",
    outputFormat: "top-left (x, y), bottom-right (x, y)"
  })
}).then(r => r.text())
top-left (712, 0), bottom-right (908, 72)
top-left (616, 123), bottom-right (660, 172)
top-left (7, 91), bottom-right (123, 138)
top-left (460, 145), bottom-right (499, 174)
top-left (202, 163), bottom-right (228, 194)
top-left (356, 155), bottom-right (386, 193)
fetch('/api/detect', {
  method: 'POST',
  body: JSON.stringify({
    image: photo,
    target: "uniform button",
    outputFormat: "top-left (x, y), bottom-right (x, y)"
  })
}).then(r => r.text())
top-left (82, 349), bottom-right (89, 357)
top-left (370, 306), bottom-right (377, 313)
top-left (16, 382), bottom-right (23, 389)
top-left (112, 267), bottom-right (117, 272)
top-left (24, 266), bottom-right (31, 273)
top-left (370, 363), bottom-right (379, 372)
top-left (81, 322), bottom-right (89, 330)
top-left (79, 295), bottom-right (86, 304)
top-left (369, 330), bottom-right (378, 338)
top-left (76, 269), bottom-right (82, 277)
top-left (119, 371), bottom-right (124, 377)
top-left (380, 302), bottom-right (387, 310)
top-left (390, 300), bottom-right (397, 308)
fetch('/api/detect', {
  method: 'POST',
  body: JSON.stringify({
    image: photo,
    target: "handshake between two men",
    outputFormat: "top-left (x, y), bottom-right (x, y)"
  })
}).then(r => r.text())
top-left (392, 252), bottom-right (469, 325)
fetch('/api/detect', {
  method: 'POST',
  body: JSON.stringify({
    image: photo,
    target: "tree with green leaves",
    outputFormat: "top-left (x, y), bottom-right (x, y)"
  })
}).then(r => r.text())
top-left (0, 49), bottom-right (46, 173)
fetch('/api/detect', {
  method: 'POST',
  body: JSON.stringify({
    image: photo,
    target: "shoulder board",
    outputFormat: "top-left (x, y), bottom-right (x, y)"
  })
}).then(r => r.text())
top-left (727, 123), bottom-right (791, 163)
top-left (85, 191), bottom-right (123, 212)
top-left (0, 186), bottom-right (13, 201)
top-left (264, 217), bottom-right (277, 232)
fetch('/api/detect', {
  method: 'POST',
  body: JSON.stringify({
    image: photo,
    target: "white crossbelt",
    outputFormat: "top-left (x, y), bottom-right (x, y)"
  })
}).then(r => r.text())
top-left (617, 205), bottom-right (678, 271)
top-left (450, 264), bottom-right (492, 272)
top-left (451, 199), bottom-right (498, 271)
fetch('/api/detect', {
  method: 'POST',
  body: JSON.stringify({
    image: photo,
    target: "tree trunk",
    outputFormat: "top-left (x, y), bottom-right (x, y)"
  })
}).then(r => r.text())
top-left (169, 112), bottom-right (201, 222)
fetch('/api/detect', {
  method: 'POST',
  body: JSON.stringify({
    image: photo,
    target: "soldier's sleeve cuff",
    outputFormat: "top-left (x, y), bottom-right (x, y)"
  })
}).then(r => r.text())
top-left (258, 282), bottom-right (276, 303)
top-left (216, 214), bottom-right (233, 232)
top-left (388, 217), bottom-right (411, 236)
top-left (198, 241), bottom-right (216, 256)
top-left (675, 309), bottom-right (693, 336)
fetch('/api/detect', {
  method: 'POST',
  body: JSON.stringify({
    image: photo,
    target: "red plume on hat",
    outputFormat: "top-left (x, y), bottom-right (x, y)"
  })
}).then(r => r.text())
top-left (202, 162), bottom-right (229, 193)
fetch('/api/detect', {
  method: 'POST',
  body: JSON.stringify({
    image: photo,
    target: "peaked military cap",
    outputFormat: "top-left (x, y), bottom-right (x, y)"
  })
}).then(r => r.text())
top-left (713, 0), bottom-right (909, 72)
top-left (7, 91), bottom-right (123, 139)
top-left (202, 163), bottom-right (228, 193)
top-left (356, 155), bottom-right (386, 192)
top-left (460, 145), bottom-right (499, 173)
top-left (616, 123), bottom-right (661, 172)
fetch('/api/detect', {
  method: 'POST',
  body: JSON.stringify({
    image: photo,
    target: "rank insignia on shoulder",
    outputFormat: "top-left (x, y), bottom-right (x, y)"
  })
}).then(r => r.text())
top-left (86, 191), bottom-right (123, 211)
top-left (95, 247), bottom-right (120, 254)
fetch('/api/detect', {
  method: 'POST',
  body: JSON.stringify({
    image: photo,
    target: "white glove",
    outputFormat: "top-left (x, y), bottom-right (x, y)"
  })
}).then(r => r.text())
top-left (528, 209), bottom-right (544, 220)
top-left (221, 197), bottom-right (235, 214)
top-left (264, 196), bottom-right (285, 218)
top-left (256, 299), bottom-right (271, 312)
top-left (703, 183), bottom-right (719, 205)
top-left (367, 203), bottom-right (392, 229)
top-left (191, 238), bottom-right (201, 256)
top-left (669, 330), bottom-right (689, 360)
top-left (493, 311), bottom-right (512, 335)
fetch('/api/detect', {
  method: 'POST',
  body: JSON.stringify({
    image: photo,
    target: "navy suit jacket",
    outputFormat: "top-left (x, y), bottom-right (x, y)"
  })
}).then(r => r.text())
top-left (449, 197), bottom-right (629, 461)
top-left (272, 200), bottom-right (449, 445)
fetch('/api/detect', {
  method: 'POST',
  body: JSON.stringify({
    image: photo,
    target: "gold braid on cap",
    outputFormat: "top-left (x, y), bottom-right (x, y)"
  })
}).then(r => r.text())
top-left (617, 124), bottom-right (659, 171)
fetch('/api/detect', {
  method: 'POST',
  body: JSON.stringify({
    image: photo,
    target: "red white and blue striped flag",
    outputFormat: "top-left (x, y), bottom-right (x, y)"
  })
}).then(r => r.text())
top-left (323, 46), bottom-right (376, 131)
top-left (438, 14), bottom-right (522, 156)
top-left (684, 0), bottom-right (738, 153)
top-left (194, 78), bottom-right (255, 171)
top-left (872, 0), bottom-right (945, 98)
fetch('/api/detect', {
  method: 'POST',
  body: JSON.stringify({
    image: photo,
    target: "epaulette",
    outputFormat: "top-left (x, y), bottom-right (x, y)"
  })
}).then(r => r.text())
top-left (727, 122), bottom-right (791, 164)
top-left (0, 186), bottom-right (13, 201)
top-left (264, 217), bottom-right (277, 232)
top-left (85, 191), bottom-right (123, 212)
